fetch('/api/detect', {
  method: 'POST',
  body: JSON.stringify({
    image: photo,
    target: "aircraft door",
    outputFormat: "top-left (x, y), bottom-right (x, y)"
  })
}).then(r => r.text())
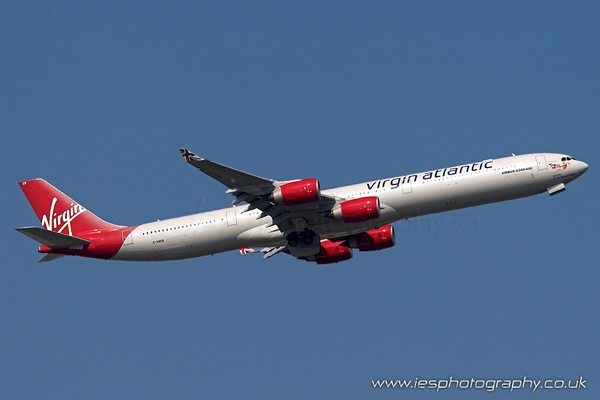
top-left (122, 228), bottom-right (133, 245)
top-left (536, 155), bottom-right (547, 171)
top-left (226, 211), bottom-right (238, 226)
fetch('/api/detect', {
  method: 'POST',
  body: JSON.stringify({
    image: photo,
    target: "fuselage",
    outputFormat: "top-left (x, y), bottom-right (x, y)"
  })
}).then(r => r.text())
top-left (112, 153), bottom-right (588, 261)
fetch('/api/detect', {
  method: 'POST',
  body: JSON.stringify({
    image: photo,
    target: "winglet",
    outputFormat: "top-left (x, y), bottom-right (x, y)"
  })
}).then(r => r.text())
top-left (179, 148), bottom-right (202, 162)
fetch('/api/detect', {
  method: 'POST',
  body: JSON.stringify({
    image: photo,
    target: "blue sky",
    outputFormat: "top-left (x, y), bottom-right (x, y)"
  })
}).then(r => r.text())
top-left (1, 2), bottom-right (598, 399)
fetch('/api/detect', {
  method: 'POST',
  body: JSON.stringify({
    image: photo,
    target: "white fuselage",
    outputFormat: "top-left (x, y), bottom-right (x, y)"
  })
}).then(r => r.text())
top-left (112, 153), bottom-right (587, 261)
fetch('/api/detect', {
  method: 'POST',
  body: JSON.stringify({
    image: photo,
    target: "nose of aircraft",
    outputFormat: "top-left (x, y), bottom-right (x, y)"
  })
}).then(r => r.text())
top-left (577, 160), bottom-right (589, 176)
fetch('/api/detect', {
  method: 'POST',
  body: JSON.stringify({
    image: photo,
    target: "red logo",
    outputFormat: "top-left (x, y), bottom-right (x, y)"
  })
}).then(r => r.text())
top-left (549, 162), bottom-right (568, 173)
top-left (180, 149), bottom-right (200, 162)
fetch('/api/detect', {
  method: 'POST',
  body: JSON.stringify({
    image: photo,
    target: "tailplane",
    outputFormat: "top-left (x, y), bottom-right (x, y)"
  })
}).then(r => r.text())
top-left (15, 227), bottom-right (91, 248)
top-left (17, 179), bottom-right (130, 262)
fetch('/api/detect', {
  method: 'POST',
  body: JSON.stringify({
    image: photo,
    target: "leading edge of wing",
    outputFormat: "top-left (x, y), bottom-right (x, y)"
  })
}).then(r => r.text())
top-left (179, 148), bottom-right (276, 195)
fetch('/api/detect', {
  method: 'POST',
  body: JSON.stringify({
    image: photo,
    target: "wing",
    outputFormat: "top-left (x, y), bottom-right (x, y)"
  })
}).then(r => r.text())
top-left (179, 148), bottom-right (339, 227)
top-left (179, 148), bottom-right (276, 197)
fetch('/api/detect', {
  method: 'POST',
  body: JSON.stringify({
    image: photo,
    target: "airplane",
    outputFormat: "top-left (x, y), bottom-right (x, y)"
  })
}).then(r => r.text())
top-left (16, 150), bottom-right (588, 264)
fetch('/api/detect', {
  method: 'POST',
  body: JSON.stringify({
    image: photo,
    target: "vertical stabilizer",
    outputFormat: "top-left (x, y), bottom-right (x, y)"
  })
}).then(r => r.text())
top-left (19, 179), bottom-right (123, 236)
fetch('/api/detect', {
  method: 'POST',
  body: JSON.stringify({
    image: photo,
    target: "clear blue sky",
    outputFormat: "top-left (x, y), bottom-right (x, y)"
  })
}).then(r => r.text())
top-left (1, 2), bottom-right (598, 399)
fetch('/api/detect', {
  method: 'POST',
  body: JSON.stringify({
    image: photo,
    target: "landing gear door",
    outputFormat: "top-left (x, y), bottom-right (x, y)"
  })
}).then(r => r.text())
top-left (536, 155), bottom-right (547, 171)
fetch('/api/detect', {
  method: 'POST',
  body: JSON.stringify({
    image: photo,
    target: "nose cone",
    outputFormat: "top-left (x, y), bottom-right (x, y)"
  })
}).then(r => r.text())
top-left (576, 160), bottom-right (589, 177)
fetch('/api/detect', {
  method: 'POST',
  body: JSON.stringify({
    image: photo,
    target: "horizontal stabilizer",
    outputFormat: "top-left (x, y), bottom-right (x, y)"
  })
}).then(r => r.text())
top-left (38, 253), bottom-right (66, 263)
top-left (15, 226), bottom-right (91, 249)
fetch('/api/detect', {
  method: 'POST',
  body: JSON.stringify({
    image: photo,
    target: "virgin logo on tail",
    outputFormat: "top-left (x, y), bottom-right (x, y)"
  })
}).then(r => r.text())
top-left (41, 197), bottom-right (87, 236)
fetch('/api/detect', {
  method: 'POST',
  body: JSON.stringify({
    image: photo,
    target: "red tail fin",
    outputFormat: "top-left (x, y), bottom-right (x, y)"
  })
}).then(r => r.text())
top-left (19, 179), bottom-right (123, 236)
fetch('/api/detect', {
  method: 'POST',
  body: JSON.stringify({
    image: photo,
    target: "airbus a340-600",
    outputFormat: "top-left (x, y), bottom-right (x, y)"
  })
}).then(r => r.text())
top-left (16, 149), bottom-right (588, 264)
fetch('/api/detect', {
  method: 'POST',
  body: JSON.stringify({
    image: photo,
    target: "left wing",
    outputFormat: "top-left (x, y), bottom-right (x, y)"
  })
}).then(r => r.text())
top-left (179, 148), bottom-right (338, 209)
top-left (179, 148), bottom-right (339, 232)
top-left (179, 148), bottom-right (282, 209)
top-left (179, 148), bottom-right (275, 198)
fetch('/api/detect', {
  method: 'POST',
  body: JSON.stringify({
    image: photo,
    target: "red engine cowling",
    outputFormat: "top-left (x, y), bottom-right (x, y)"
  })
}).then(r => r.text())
top-left (348, 225), bottom-right (395, 251)
top-left (332, 196), bottom-right (380, 223)
top-left (271, 178), bottom-right (321, 206)
top-left (305, 240), bottom-right (353, 264)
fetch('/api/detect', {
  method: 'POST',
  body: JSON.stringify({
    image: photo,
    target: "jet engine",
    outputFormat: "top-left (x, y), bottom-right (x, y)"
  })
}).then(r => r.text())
top-left (271, 178), bottom-right (321, 206)
top-left (304, 240), bottom-right (353, 264)
top-left (331, 196), bottom-right (380, 223)
top-left (347, 225), bottom-right (395, 251)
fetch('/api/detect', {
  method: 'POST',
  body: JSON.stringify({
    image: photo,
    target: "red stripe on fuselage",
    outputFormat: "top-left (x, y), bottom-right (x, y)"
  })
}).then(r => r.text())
top-left (39, 226), bottom-right (138, 260)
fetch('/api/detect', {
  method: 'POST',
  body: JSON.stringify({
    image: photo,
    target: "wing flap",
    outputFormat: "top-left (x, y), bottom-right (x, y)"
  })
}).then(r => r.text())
top-left (261, 245), bottom-right (288, 259)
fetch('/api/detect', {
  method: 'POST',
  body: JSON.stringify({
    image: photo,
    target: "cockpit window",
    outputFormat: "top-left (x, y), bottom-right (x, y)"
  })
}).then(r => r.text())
top-left (561, 157), bottom-right (566, 161)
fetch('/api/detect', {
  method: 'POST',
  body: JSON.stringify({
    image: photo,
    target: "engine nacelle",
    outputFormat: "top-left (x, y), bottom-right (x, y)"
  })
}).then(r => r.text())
top-left (348, 225), bottom-right (395, 251)
top-left (331, 196), bottom-right (380, 223)
top-left (305, 240), bottom-right (353, 264)
top-left (271, 178), bottom-right (321, 206)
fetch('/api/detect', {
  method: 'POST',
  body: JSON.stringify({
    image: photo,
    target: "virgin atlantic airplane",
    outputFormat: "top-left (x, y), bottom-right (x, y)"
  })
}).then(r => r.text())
top-left (16, 149), bottom-right (588, 264)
